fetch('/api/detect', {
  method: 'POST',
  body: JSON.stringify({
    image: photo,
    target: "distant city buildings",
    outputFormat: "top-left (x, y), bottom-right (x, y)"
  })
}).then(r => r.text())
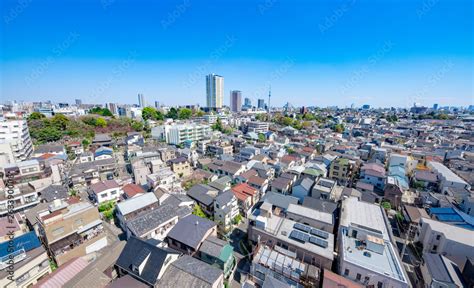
top-left (230, 90), bottom-right (242, 112)
top-left (206, 74), bottom-right (224, 110)
top-left (75, 99), bottom-right (82, 106)
top-left (362, 104), bottom-right (370, 110)
top-left (138, 93), bottom-right (145, 108)
top-left (257, 99), bottom-right (265, 110)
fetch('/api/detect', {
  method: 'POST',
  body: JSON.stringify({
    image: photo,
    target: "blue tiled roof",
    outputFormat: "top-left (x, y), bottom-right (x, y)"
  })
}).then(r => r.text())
top-left (0, 231), bottom-right (41, 257)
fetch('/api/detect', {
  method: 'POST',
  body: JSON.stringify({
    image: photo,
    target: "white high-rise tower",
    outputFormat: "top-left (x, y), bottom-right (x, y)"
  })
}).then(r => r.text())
top-left (206, 74), bottom-right (224, 109)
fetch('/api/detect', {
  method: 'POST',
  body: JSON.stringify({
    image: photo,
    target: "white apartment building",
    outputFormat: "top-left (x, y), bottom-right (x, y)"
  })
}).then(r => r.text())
top-left (206, 74), bottom-right (224, 109)
top-left (151, 123), bottom-right (211, 145)
top-left (417, 217), bottom-right (474, 270)
top-left (0, 117), bottom-right (33, 165)
top-left (338, 197), bottom-right (409, 288)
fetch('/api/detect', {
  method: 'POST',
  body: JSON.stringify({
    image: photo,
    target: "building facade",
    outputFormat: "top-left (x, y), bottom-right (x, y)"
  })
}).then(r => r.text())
top-left (230, 90), bottom-right (242, 112)
top-left (206, 74), bottom-right (224, 109)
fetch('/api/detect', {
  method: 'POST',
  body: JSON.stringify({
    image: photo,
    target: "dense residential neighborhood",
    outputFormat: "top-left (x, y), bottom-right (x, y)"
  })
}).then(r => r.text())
top-left (0, 98), bottom-right (473, 288)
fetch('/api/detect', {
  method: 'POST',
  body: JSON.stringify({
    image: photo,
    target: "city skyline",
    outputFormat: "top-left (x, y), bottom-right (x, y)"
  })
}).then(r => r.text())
top-left (1, 0), bottom-right (473, 107)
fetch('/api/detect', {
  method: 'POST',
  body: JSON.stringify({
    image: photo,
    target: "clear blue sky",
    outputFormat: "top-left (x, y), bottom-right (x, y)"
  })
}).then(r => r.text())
top-left (1, 0), bottom-right (473, 107)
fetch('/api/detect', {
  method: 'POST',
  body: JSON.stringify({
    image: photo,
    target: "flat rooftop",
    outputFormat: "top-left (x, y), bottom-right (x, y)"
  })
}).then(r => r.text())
top-left (251, 209), bottom-right (334, 261)
top-left (341, 229), bottom-right (406, 283)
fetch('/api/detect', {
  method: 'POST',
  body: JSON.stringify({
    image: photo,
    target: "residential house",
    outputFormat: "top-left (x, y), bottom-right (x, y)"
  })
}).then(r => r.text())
top-left (37, 199), bottom-right (108, 266)
top-left (359, 163), bottom-right (386, 191)
top-left (270, 177), bottom-right (292, 195)
top-left (417, 217), bottom-right (474, 269)
top-left (198, 236), bottom-right (235, 278)
top-left (89, 180), bottom-right (122, 204)
top-left (312, 178), bottom-right (338, 201)
top-left (115, 236), bottom-right (180, 287)
top-left (168, 157), bottom-right (192, 178)
top-left (125, 194), bottom-right (192, 241)
top-left (94, 146), bottom-right (113, 160)
top-left (329, 157), bottom-right (356, 185)
top-left (420, 253), bottom-right (466, 288)
top-left (166, 214), bottom-right (217, 256)
top-left (286, 203), bottom-right (334, 233)
top-left (115, 193), bottom-right (159, 230)
top-left (159, 255), bottom-right (224, 288)
top-left (147, 167), bottom-right (177, 191)
top-left (291, 177), bottom-right (314, 203)
top-left (231, 183), bottom-right (258, 217)
top-left (187, 184), bottom-right (219, 216)
top-left (122, 183), bottom-right (145, 199)
top-left (214, 191), bottom-right (239, 232)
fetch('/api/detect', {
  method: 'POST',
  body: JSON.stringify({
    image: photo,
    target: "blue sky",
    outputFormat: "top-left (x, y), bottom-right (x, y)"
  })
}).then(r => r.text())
top-left (1, 0), bottom-right (473, 107)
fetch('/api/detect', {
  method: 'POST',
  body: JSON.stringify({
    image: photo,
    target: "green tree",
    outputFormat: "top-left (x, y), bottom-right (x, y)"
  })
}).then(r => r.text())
top-left (192, 204), bottom-right (208, 219)
top-left (131, 120), bottom-right (144, 131)
top-left (281, 117), bottom-right (293, 126)
top-left (196, 110), bottom-right (205, 117)
top-left (37, 126), bottom-right (62, 142)
top-left (333, 124), bottom-right (345, 133)
top-left (178, 108), bottom-right (192, 120)
top-left (90, 107), bottom-right (113, 117)
top-left (28, 112), bottom-right (46, 121)
top-left (166, 107), bottom-right (179, 119)
top-left (51, 114), bottom-right (69, 130)
top-left (96, 117), bottom-right (107, 128)
top-left (142, 107), bottom-right (157, 121)
top-left (258, 133), bottom-right (266, 143)
top-left (211, 118), bottom-right (224, 132)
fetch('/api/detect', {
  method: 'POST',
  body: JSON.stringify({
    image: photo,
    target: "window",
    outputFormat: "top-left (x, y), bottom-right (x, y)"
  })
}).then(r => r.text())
top-left (365, 276), bottom-right (370, 283)
top-left (356, 273), bottom-right (361, 281)
top-left (436, 235), bottom-right (441, 240)
top-left (377, 282), bottom-right (383, 288)
top-left (432, 245), bottom-right (438, 252)
top-left (344, 269), bottom-right (349, 276)
top-left (110, 190), bottom-right (117, 195)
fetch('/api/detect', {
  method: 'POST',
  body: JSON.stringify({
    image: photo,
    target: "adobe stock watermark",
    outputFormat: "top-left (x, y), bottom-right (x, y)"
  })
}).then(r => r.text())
top-left (407, 58), bottom-right (454, 106)
top-left (3, 0), bottom-right (33, 24)
top-left (340, 40), bottom-right (394, 96)
top-left (253, 56), bottom-right (295, 99)
top-left (319, 0), bottom-right (356, 34)
top-left (416, 0), bottom-right (439, 19)
top-left (25, 32), bottom-right (80, 86)
top-left (161, 0), bottom-right (191, 30)
top-left (5, 171), bottom-right (18, 281)
top-left (182, 35), bottom-right (237, 88)
top-left (258, 0), bottom-right (278, 15)
top-left (90, 51), bottom-right (139, 100)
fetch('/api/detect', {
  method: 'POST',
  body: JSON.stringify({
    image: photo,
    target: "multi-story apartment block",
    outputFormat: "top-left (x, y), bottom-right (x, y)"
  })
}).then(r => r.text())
top-left (151, 123), bottom-right (211, 145)
top-left (338, 197), bottom-right (409, 287)
top-left (37, 199), bottom-right (107, 266)
top-left (245, 121), bottom-right (269, 133)
top-left (0, 117), bottom-right (33, 166)
top-left (329, 157), bottom-right (356, 185)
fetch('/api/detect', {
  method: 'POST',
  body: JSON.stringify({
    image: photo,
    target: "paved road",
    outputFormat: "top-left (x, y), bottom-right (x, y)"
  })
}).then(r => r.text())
top-left (228, 220), bottom-right (251, 288)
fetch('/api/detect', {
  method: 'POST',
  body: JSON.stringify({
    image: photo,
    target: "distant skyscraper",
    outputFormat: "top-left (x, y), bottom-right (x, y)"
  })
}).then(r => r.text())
top-left (155, 101), bottom-right (160, 109)
top-left (75, 99), bottom-right (82, 106)
top-left (106, 103), bottom-right (117, 114)
top-left (244, 97), bottom-right (252, 108)
top-left (433, 103), bottom-right (439, 110)
top-left (206, 74), bottom-right (224, 109)
top-left (362, 104), bottom-right (370, 110)
top-left (230, 90), bottom-right (242, 112)
top-left (257, 99), bottom-right (265, 109)
top-left (138, 93), bottom-right (145, 108)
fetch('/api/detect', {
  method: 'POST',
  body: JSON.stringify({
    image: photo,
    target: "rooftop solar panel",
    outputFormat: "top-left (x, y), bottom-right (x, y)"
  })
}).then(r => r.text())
top-left (309, 236), bottom-right (328, 248)
top-left (293, 223), bottom-right (311, 233)
top-left (310, 228), bottom-right (329, 239)
top-left (290, 230), bottom-right (309, 243)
